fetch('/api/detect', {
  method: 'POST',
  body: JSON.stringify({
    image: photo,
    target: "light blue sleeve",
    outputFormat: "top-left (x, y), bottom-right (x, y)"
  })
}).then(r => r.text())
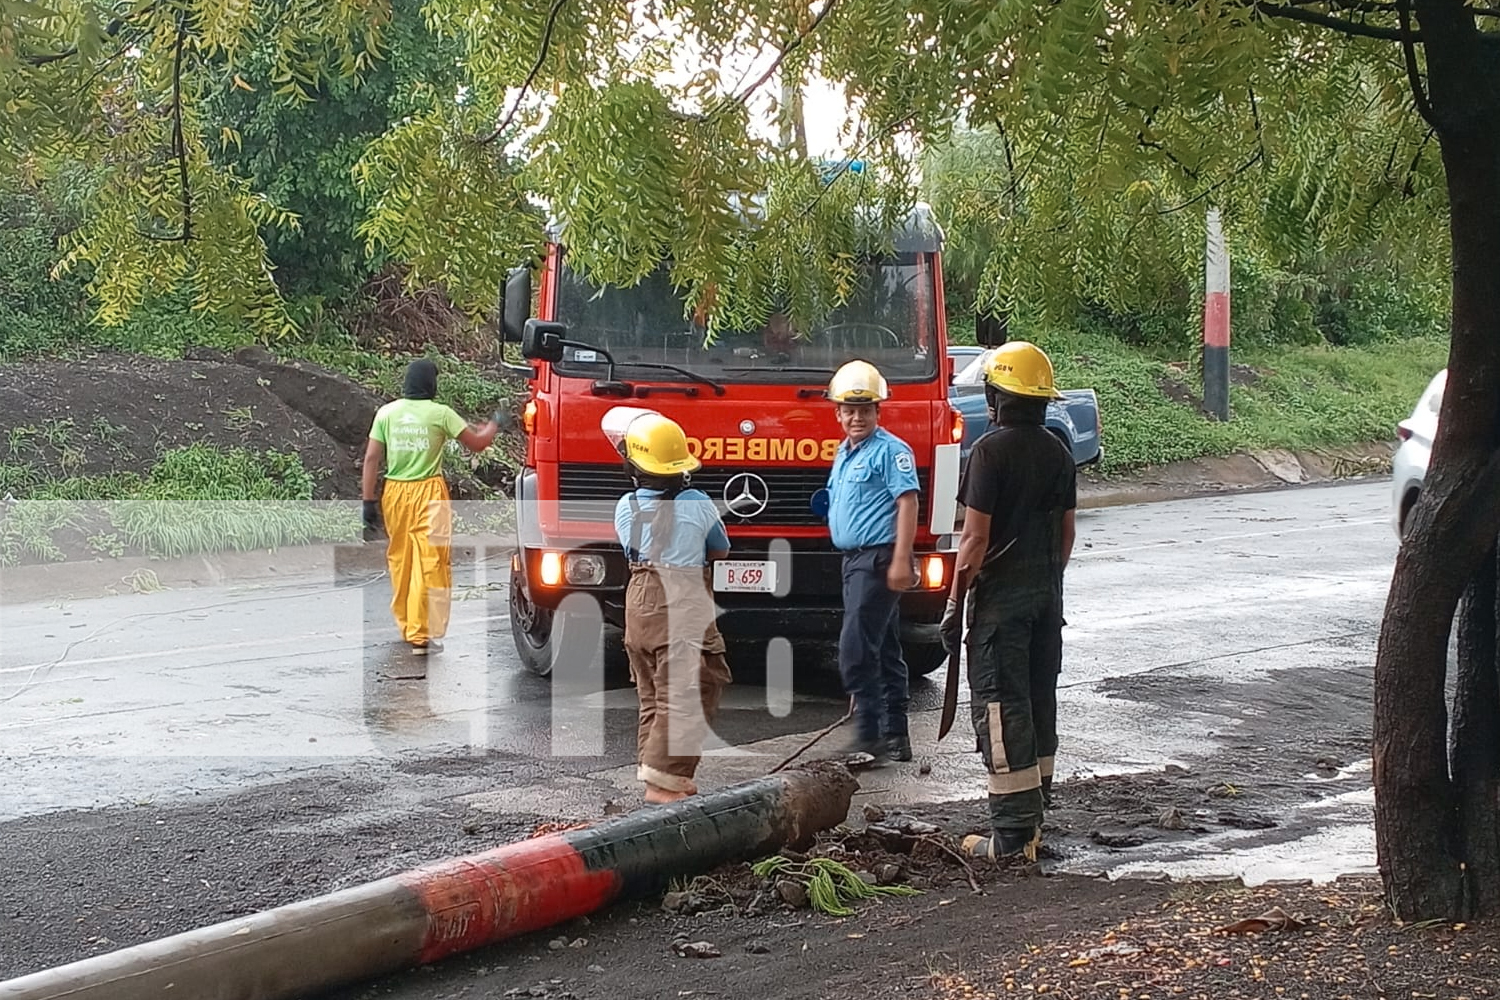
top-left (884, 437), bottom-right (921, 498)
top-left (697, 492), bottom-right (730, 553)
top-left (614, 494), bottom-right (632, 551)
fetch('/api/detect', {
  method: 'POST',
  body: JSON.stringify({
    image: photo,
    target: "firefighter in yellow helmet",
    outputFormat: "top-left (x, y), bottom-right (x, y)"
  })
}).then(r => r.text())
top-left (821, 359), bottom-right (920, 766)
top-left (362, 359), bottom-right (503, 655)
top-left (941, 341), bottom-right (1076, 861)
top-left (605, 407), bottom-right (733, 804)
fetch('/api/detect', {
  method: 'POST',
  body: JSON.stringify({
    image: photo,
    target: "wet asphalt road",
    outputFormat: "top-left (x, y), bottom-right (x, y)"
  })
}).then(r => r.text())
top-left (0, 479), bottom-right (1398, 983)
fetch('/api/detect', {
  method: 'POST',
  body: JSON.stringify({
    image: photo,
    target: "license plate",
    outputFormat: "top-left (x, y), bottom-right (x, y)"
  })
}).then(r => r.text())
top-left (713, 560), bottom-right (776, 593)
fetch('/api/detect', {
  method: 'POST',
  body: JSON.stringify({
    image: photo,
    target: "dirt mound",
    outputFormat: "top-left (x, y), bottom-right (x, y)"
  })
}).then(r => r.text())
top-left (0, 349), bottom-right (377, 499)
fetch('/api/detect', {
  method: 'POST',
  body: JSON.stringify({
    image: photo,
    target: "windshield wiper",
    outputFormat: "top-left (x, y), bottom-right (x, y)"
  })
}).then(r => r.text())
top-left (615, 361), bottom-right (726, 395)
top-left (720, 365), bottom-right (837, 374)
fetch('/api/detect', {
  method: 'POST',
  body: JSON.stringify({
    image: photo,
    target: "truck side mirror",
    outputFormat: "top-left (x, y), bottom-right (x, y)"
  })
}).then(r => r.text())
top-left (521, 319), bottom-right (566, 362)
top-left (975, 310), bottom-right (1009, 347)
top-left (500, 267), bottom-right (532, 343)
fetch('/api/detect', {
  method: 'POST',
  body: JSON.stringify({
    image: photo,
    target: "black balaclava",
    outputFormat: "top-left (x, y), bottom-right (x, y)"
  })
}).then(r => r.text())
top-left (403, 359), bottom-right (438, 400)
top-left (987, 386), bottom-right (1048, 427)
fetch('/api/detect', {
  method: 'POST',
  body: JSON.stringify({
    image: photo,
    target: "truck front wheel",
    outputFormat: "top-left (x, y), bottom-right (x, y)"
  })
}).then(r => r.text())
top-left (509, 578), bottom-right (629, 679)
top-left (509, 577), bottom-right (557, 676)
top-left (902, 641), bottom-right (948, 677)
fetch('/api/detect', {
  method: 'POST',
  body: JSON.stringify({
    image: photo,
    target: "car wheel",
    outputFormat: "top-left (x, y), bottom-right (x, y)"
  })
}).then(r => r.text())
top-left (1399, 488), bottom-right (1420, 540)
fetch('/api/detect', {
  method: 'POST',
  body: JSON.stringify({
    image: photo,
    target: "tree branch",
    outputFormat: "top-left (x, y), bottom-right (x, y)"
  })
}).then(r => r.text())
top-left (996, 120), bottom-right (1018, 211)
top-left (1397, 0), bottom-right (1439, 125)
top-left (726, 0), bottom-right (841, 111)
top-left (1403, 126), bottom-right (1436, 196)
top-left (22, 0), bottom-right (162, 66)
top-left (1156, 149), bottom-right (1264, 216)
top-left (479, 0), bottom-right (569, 145)
top-left (1254, 1), bottom-right (1412, 39)
top-left (169, 15), bottom-right (192, 243)
top-left (794, 111), bottom-right (917, 222)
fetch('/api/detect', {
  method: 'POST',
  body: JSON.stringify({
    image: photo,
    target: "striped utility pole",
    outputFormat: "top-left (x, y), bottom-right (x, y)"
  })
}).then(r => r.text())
top-left (1203, 207), bottom-right (1231, 422)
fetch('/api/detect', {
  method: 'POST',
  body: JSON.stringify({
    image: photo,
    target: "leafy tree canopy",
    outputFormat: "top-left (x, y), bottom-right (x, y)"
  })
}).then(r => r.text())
top-left (0, 0), bottom-right (1460, 337)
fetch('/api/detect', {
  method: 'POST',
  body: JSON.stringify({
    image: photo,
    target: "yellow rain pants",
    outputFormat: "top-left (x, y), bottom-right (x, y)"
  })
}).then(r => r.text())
top-left (381, 475), bottom-right (453, 645)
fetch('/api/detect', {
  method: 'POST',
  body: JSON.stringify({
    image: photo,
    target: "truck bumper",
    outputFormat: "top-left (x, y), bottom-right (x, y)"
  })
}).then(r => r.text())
top-left (514, 545), bottom-right (951, 645)
top-left (592, 598), bottom-right (945, 643)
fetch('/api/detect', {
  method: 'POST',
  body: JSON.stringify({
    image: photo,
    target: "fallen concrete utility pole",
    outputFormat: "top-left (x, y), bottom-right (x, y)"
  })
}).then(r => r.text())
top-left (0, 763), bottom-right (857, 1000)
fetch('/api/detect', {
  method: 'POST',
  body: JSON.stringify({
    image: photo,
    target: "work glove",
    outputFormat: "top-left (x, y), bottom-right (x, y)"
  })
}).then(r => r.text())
top-left (940, 597), bottom-right (962, 657)
top-left (361, 499), bottom-right (380, 539)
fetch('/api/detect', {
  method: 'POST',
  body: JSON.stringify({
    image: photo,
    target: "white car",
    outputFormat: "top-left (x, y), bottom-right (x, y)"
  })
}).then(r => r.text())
top-left (1393, 368), bottom-right (1446, 538)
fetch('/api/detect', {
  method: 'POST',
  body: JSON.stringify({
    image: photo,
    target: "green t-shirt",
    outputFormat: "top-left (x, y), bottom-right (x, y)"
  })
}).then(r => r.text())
top-left (370, 398), bottom-right (468, 481)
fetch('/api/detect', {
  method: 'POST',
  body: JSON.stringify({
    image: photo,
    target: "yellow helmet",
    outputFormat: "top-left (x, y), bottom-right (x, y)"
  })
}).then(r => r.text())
top-left (826, 359), bottom-right (889, 404)
top-left (616, 411), bottom-right (700, 477)
top-left (983, 342), bottom-right (1063, 400)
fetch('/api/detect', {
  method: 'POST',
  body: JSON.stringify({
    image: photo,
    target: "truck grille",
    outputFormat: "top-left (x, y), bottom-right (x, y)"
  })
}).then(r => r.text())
top-left (557, 463), bottom-right (930, 527)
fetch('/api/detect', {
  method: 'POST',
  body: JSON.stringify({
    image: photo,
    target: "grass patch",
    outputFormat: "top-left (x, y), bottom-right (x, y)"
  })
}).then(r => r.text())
top-left (291, 336), bottom-right (519, 416)
top-left (0, 444), bottom-right (358, 565)
top-left (1015, 326), bottom-right (1447, 473)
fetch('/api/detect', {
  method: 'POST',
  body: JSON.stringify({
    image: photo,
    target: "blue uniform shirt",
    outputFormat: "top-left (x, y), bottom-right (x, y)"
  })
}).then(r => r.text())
top-left (614, 488), bottom-right (730, 567)
top-left (826, 427), bottom-right (920, 551)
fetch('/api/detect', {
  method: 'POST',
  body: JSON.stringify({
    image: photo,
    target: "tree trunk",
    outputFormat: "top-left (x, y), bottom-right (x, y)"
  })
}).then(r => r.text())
top-left (1373, 0), bottom-right (1500, 921)
top-left (1452, 544), bottom-right (1500, 916)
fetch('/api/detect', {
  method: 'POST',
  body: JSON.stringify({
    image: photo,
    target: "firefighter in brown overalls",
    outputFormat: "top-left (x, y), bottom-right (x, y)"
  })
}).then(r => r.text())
top-left (604, 407), bottom-right (733, 804)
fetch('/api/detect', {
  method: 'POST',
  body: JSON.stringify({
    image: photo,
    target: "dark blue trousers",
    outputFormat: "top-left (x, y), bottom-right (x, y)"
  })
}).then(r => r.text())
top-left (838, 544), bottom-right (910, 746)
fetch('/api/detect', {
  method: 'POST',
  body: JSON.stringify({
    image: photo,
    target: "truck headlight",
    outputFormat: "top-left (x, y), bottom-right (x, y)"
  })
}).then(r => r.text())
top-left (922, 554), bottom-right (946, 589)
top-left (565, 553), bottom-right (607, 586)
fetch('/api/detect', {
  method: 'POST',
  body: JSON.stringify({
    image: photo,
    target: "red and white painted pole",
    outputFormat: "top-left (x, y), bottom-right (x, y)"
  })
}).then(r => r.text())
top-left (0, 765), bottom-right (857, 1000)
top-left (1203, 207), bottom-right (1231, 422)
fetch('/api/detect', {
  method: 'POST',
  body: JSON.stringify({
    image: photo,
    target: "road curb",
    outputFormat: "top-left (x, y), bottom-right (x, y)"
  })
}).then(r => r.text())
top-left (0, 536), bottom-right (514, 605)
top-left (2, 442), bottom-right (1392, 602)
top-left (1078, 441), bottom-right (1393, 510)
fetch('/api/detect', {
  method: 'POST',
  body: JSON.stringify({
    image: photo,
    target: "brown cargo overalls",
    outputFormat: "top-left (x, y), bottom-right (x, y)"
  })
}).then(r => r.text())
top-left (621, 494), bottom-right (732, 795)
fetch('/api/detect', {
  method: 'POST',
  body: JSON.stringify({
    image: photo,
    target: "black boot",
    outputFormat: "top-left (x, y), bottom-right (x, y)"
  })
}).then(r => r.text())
top-left (888, 734), bottom-right (913, 762)
top-left (962, 825), bottom-right (1041, 862)
top-left (826, 730), bottom-right (890, 767)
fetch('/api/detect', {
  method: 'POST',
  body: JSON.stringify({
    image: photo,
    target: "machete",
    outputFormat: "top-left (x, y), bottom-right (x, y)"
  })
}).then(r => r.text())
top-left (937, 580), bottom-right (967, 740)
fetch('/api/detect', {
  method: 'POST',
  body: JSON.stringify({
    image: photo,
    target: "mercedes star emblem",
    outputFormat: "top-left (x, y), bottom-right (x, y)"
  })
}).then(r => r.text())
top-left (723, 472), bottom-right (770, 518)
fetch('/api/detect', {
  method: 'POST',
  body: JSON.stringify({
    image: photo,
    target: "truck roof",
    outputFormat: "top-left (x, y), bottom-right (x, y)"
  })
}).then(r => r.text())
top-left (546, 201), bottom-right (944, 254)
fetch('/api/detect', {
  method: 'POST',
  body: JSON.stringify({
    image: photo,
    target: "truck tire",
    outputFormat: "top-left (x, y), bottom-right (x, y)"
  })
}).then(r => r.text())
top-left (509, 575), bottom-right (557, 676)
top-left (902, 641), bottom-right (948, 678)
top-left (508, 579), bottom-right (628, 679)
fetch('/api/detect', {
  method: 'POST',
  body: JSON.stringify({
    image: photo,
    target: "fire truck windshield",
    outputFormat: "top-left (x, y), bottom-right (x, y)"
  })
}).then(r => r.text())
top-left (552, 255), bottom-right (939, 384)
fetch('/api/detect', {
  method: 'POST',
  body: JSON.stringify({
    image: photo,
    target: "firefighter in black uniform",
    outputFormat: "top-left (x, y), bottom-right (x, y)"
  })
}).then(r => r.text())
top-left (940, 341), bottom-right (1077, 861)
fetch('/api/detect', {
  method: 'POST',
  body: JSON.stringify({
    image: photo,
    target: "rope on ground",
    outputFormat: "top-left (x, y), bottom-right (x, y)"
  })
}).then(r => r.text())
top-left (769, 696), bottom-right (855, 773)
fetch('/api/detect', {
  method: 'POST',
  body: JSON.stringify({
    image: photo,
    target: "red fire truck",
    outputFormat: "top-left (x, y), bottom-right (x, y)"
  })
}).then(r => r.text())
top-left (497, 203), bottom-right (965, 679)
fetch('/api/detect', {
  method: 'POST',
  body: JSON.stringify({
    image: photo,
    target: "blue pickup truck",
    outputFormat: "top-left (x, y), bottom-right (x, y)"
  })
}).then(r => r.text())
top-left (948, 345), bottom-right (1102, 466)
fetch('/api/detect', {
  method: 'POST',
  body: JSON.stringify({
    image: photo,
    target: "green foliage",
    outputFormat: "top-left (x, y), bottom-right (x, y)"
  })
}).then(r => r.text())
top-left (0, 0), bottom-right (1457, 352)
top-left (922, 118), bottom-right (1447, 352)
top-left (1000, 319), bottom-right (1451, 472)
top-left (751, 854), bottom-right (921, 916)
top-left (3, 0), bottom-right (390, 337)
top-left (353, 106), bottom-right (546, 313)
top-left (201, 0), bottom-right (466, 299)
top-left (0, 190), bottom-right (88, 356)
